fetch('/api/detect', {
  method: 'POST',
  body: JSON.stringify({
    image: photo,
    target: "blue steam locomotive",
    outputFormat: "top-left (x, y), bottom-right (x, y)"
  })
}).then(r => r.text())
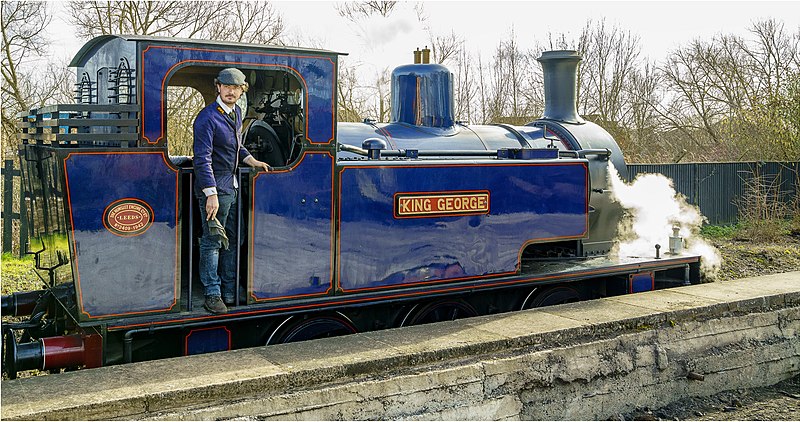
top-left (1, 36), bottom-right (700, 378)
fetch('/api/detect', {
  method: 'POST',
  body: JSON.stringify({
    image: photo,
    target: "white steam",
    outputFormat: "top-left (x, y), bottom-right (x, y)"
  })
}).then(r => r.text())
top-left (361, 13), bottom-right (415, 47)
top-left (606, 162), bottom-right (721, 278)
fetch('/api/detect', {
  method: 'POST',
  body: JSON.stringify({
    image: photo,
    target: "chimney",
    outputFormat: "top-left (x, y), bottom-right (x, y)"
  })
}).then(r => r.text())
top-left (537, 50), bottom-right (584, 124)
top-left (421, 46), bottom-right (430, 64)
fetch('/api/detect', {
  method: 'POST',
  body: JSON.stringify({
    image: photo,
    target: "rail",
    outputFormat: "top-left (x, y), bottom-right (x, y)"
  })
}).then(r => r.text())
top-left (17, 104), bottom-right (140, 147)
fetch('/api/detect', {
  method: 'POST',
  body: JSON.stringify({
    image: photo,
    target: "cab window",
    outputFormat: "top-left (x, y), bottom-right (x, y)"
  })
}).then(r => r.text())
top-left (165, 66), bottom-right (305, 168)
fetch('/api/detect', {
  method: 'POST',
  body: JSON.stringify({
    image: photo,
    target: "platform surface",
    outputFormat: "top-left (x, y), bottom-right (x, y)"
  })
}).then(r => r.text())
top-left (2, 272), bottom-right (798, 420)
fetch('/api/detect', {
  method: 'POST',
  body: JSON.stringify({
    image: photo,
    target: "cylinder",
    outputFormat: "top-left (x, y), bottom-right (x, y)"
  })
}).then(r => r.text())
top-left (41, 335), bottom-right (87, 370)
top-left (537, 50), bottom-right (584, 124)
top-left (4, 333), bottom-right (103, 379)
top-left (1, 290), bottom-right (44, 317)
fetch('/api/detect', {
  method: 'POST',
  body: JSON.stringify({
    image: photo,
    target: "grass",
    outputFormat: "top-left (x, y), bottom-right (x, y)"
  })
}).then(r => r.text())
top-left (1, 253), bottom-right (48, 380)
top-left (1, 235), bottom-right (72, 295)
top-left (1, 253), bottom-right (43, 295)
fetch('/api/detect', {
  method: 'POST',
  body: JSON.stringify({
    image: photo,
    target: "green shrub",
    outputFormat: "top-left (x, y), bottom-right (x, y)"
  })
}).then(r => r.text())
top-left (700, 224), bottom-right (740, 239)
top-left (738, 219), bottom-right (793, 242)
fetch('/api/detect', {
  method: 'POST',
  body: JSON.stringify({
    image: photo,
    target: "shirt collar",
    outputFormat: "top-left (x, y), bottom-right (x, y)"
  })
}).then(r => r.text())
top-left (216, 96), bottom-right (234, 114)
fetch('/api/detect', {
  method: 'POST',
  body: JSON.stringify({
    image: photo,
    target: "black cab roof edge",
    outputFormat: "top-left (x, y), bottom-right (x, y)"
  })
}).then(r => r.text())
top-left (69, 34), bottom-right (348, 67)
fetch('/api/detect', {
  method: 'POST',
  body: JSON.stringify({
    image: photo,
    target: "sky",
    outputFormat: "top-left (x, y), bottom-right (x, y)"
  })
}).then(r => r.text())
top-left (45, 0), bottom-right (800, 81)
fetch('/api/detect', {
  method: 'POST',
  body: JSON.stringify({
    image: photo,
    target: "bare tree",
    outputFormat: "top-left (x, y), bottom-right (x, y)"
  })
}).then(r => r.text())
top-left (428, 30), bottom-right (461, 65)
top-left (335, 1), bottom-right (397, 23)
top-left (737, 19), bottom-right (800, 160)
top-left (653, 19), bottom-right (800, 162)
top-left (1, 1), bottom-right (72, 156)
top-left (504, 29), bottom-right (528, 121)
top-left (624, 61), bottom-right (669, 162)
top-left (336, 60), bottom-right (391, 123)
top-left (68, 1), bottom-right (285, 43)
top-left (485, 42), bottom-right (507, 122)
top-left (1, 1), bottom-right (47, 148)
top-left (202, 2), bottom-right (285, 44)
top-left (425, 29), bottom-right (475, 122)
top-left (166, 86), bottom-right (206, 155)
top-left (476, 52), bottom-right (488, 124)
top-left (743, 19), bottom-right (799, 99)
top-left (337, 61), bottom-right (369, 122)
top-left (452, 46), bottom-right (477, 123)
top-left (576, 20), bottom-right (641, 127)
top-left (350, 68), bottom-right (392, 123)
top-left (776, 72), bottom-right (800, 160)
top-left (335, 1), bottom-right (427, 123)
top-left (476, 29), bottom-right (538, 125)
top-left (371, 68), bottom-right (392, 123)
top-left (1, 1), bottom-right (73, 256)
top-left (69, 1), bottom-right (213, 38)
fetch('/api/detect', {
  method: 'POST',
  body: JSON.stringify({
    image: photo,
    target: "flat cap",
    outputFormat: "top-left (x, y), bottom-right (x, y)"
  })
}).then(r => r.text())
top-left (217, 68), bottom-right (247, 86)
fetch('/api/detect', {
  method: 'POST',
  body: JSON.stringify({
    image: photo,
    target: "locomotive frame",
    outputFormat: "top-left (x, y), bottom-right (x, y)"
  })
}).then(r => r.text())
top-left (2, 35), bottom-right (701, 378)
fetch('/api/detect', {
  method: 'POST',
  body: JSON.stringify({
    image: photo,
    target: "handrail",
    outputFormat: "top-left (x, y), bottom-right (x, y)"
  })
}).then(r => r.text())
top-left (340, 142), bottom-right (609, 160)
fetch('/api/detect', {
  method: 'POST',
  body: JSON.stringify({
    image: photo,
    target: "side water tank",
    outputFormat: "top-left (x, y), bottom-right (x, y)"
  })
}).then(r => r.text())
top-left (390, 48), bottom-right (454, 128)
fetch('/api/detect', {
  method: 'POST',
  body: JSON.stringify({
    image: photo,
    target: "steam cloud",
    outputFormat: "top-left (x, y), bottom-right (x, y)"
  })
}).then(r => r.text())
top-left (606, 162), bottom-right (721, 278)
top-left (362, 14), bottom-right (414, 47)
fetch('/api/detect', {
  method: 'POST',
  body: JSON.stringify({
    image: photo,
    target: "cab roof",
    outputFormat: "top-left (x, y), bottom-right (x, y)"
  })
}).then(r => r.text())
top-left (69, 34), bottom-right (347, 67)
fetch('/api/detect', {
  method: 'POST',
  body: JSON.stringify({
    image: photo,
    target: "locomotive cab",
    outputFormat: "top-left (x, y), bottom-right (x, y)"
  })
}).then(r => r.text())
top-left (164, 63), bottom-right (312, 309)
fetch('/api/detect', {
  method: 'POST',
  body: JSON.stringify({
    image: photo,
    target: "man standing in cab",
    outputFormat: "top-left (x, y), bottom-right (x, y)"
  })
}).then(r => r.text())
top-left (193, 68), bottom-right (270, 314)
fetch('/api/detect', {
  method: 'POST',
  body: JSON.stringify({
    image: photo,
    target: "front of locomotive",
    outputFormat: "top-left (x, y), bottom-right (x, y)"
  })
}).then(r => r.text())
top-left (337, 49), bottom-right (626, 257)
top-left (528, 50), bottom-right (628, 256)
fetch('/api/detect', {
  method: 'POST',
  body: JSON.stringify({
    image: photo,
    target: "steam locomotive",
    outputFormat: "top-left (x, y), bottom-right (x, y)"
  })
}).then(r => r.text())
top-left (1, 35), bottom-right (701, 378)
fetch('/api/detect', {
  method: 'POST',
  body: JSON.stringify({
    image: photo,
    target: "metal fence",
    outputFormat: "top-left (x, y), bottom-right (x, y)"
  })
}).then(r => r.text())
top-left (628, 161), bottom-right (800, 225)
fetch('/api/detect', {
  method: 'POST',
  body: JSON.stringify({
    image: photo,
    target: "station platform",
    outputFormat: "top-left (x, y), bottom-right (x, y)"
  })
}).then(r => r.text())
top-left (2, 272), bottom-right (798, 420)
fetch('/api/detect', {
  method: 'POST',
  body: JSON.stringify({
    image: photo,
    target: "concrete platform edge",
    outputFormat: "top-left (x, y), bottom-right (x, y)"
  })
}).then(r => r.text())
top-left (2, 272), bottom-right (799, 420)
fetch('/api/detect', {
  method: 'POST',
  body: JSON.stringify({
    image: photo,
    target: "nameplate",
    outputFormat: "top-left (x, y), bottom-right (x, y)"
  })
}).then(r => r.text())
top-left (394, 191), bottom-right (490, 218)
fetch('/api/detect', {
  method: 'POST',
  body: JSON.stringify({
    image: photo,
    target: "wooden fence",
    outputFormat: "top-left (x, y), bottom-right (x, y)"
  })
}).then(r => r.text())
top-left (1, 159), bottom-right (28, 257)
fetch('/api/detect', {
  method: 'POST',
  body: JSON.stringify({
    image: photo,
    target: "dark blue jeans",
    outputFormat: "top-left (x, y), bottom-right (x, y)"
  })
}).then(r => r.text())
top-left (197, 191), bottom-right (238, 299)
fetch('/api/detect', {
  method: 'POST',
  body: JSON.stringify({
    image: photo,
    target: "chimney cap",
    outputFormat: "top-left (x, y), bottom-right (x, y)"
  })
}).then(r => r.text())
top-left (537, 50), bottom-right (581, 63)
top-left (538, 49), bottom-right (583, 124)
